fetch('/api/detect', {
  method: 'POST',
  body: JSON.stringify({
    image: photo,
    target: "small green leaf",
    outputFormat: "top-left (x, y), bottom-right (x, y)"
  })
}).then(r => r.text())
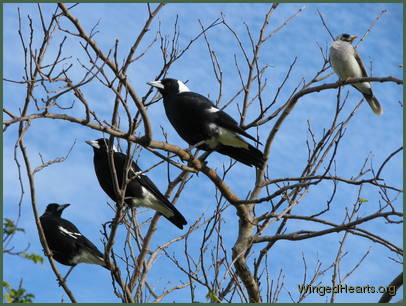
top-left (358, 198), bottom-right (368, 203)
top-left (3, 281), bottom-right (35, 303)
top-left (20, 252), bottom-right (44, 264)
top-left (206, 290), bottom-right (220, 303)
top-left (3, 218), bottom-right (25, 236)
top-left (2, 281), bottom-right (11, 289)
top-left (4, 292), bottom-right (12, 303)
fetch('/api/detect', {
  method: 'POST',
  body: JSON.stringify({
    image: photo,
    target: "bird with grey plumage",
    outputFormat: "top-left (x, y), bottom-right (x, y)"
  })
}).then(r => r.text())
top-left (329, 33), bottom-right (383, 115)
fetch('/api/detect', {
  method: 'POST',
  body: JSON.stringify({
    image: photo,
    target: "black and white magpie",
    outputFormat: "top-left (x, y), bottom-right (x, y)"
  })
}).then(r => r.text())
top-left (329, 33), bottom-right (383, 115)
top-left (86, 138), bottom-right (187, 229)
top-left (40, 203), bottom-right (108, 274)
top-left (147, 78), bottom-right (266, 168)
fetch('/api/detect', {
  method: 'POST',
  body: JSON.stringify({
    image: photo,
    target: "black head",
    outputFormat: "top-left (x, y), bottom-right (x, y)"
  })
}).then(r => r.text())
top-left (43, 203), bottom-right (70, 218)
top-left (147, 78), bottom-right (190, 97)
top-left (85, 138), bottom-right (116, 153)
top-left (336, 33), bottom-right (357, 43)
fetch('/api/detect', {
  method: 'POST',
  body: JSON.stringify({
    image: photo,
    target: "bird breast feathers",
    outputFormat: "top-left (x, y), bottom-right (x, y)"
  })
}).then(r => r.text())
top-left (331, 44), bottom-right (364, 79)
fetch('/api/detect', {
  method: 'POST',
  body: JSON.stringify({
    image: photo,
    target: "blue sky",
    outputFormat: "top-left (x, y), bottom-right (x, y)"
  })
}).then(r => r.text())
top-left (3, 2), bottom-right (403, 303)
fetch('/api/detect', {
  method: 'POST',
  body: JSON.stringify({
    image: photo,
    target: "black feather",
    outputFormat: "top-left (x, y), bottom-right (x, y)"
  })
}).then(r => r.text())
top-left (40, 203), bottom-right (108, 268)
top-left (87, 138), bottom-right (187, 229)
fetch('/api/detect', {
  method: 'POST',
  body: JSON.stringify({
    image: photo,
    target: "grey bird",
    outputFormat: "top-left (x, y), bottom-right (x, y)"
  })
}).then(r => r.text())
top-left (329, 33), bottom-right (383, 115)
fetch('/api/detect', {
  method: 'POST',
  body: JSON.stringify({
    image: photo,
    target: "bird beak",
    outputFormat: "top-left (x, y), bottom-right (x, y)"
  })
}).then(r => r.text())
top-left (147, 80), bottom-right (164, 89)
top-left (58, 204), bottom-right (70, 211)
top-left (349, 35), bottom-right (358, 42)
top-left (85, 140), bottom-right (100, 149)
top-left (147, 81), bottom-right (164, 102)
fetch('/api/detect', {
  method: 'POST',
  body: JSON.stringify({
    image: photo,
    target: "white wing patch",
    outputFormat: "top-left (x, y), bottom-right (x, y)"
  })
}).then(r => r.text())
top-left (73, 250), bottom-right (105, 266)
top-left (207, 106), bottom-right (220, 113)
top-left (58, 226), bottom-right (82, 240)
top-left (177, 80), bottom-right (190, 93)
top-left (130, 187), bottom-right (174, 218)
top-left (207, 124), bottom-right (248, 149)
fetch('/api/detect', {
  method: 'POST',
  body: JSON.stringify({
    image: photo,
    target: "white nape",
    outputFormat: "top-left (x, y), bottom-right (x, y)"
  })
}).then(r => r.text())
top-left (177, 80), bottom-right (190, 93)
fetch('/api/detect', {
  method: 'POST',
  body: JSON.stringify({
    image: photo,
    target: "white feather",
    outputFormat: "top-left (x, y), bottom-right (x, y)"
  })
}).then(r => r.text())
top-left (58, 226), bottom-right (82, 240)
top-left (177, 80), bottom-right (190, 93)
top-left (207, 106), bottom-right (220, 113)
top-left (207, 124), bottom-right (248, 149)
top-left (72, 250), bottom-right (104, 265)
top-left (330, 40), bottom-right (370, 89)
top-left (130, 187), bottom-right (174, 217)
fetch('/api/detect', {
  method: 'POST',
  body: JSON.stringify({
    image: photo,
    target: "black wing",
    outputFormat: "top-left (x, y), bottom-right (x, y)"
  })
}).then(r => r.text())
top-left (114, 152), bottom-right (174, 207)
top-left (214, 111), bottom-right (262, 144)
top-left (179, 92), bottom-right (261, 145)
top-left (354, 49), bottom-right (369, 78)
top-left (178, 92), bottom-right (215, 111)
top-left (113, 152), bottom-right (187, 229)
top-left (58, 218), bottom-right (104, 258)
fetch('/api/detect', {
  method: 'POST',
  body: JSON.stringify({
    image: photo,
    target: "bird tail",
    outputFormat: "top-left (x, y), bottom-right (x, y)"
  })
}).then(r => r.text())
top-left (364, 94), bottom-right (383, 115)
top-left (216, 144), bottom-right (265, 168)
top-left (160, 206), bottom-right (187, 230)
top-left (99, 256), bottom-right (115, 271)
top-left (84, 249), bottom-right (111, 270)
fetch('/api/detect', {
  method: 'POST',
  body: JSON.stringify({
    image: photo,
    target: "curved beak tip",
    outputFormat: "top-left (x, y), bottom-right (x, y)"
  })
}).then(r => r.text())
top-left (85, 140), bottom-right (99, 148)
top-left (59, 203), bottom-right (70, 211)
top-left (147, 81), bottom-right (164, 89)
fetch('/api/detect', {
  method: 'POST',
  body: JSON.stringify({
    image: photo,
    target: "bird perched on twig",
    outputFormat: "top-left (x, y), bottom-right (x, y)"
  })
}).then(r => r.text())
top-left (147, 78), bottom-right (265, 168)
top-left (329, 33), bottom-right (383, 115)
top-left (40, 203), bottom-right (108, 280)
top-left (86, 138), bottom-right (187, 229)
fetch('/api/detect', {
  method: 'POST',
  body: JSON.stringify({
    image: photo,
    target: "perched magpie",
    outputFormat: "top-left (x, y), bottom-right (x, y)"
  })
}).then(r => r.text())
top-left (86, 138), bottom-right (187, 229)
top-left (330, 33), bottom-right (383, 115)
top-left (40, 203), bottom-right (108, 275)
top-left (147, 78), bottom-right (265, 168)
